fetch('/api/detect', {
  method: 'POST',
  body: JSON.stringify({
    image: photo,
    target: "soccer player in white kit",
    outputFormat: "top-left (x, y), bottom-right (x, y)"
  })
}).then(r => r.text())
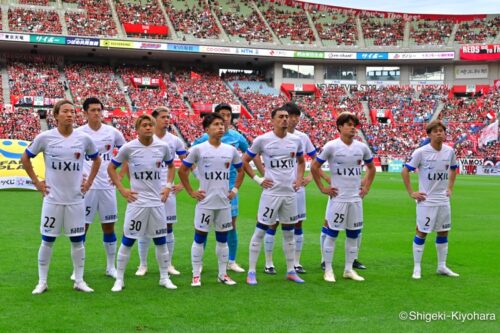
top-left (108, 114), bottom-right (177, 292)
top-left (262, 102), bottom-right (327, 275)
top-left (21, 100), bottom-right (101, 294)
top-left (135, 107), bottom-right (187, 277)
top-left (178, 113), bottom-right (244, 287)
top-left (401, 120), bottom-right (459, 279)
top-left (242, 107), bottom-right (306, 285)
top-left (311, 112), bottom-right (375, 283)
top-left (75, 97), bottom-right (126, 279)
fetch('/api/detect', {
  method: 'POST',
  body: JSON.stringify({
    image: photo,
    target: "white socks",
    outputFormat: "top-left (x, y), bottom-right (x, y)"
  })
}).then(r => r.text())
top-left (71, 241), bottom-right (85, 283)
top-left (216, 241), bottom-right (229, 277)
top-left (294, 233), bottom-right (303, 267)
top-left (191, 241), bottom-right (204, 276)
top-left (37, 240), bottom-right (54, 283)
top-left (138, 237), bottom-right (151, 267)
top-left (264, 232), bottom-right (275, 267)
top-left (155, 244), bottom-right (170, 280)
top-left (116, 244), bottom-right (132, 281)
top-left (345, 237), bottom-right (358, 272)
top-left (248, 228), bottom-right (266, 273)
top-left (282, 229), bottom-right (295, 272)
top-left (103, 240), bottom-right (116, 271)
top-left (323, 236), bottom-right (336, 272)
top-left (166, 231), bottom-right (175, 265)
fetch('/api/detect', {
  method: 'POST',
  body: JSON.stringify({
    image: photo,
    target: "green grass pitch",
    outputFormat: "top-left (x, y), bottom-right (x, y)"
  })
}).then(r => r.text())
top-left (0, 173), bottom-right (498, 332)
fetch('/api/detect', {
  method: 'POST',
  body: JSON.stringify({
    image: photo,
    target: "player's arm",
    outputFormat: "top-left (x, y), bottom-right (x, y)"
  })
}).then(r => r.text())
top-left (401, 166), bottom-right (426, 202)
top-left (359, 161), bottom-right (375, 198)
top-left (303, 152), bottom-right (330, 186)
top-left (108, 159), bottom-right (137, 203)
top-left (21, 152), bottom-right (48, 196)
top-left (311, 159), bottom-right (337, 197)
top-left (253, 153), bottom-right (265, 176)
top-left (242, 152), bottom-right (273, 189)
top-left (228, 164), bottom-right (244, 200)
top-left (294, 154), bottom-right (305, 191)
top-left (82, 154), bottom-right (101, 193)
top-left (178, 158), bottom-right (205, 201)
top-left (447, 167), bottom-right (457, 197)
top-left (173, 151), bottom-right (188, 194)
top-left (161, 160), bottom-right (175, 202)
top-left (117, 160), bottom-right (129, 181)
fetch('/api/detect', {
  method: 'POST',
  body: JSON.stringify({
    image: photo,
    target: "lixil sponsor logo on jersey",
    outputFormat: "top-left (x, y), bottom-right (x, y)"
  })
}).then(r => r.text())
top-left (51, 161), bottom-right (81, 171)
top-left (427, 172), bottom-right (449, 181)
top-left (204, 171), bottom-right (229, 180)
top-left (270, 158), bottom-right (295, 169)
top-left (133, 171), bottom-right (161, 180)
top-left (336, 167), bottom-right (362, 176)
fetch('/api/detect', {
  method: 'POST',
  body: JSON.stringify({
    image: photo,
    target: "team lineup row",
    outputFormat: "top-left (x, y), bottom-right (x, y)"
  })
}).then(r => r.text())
top-left (21, 98), bottom-right (460, 294)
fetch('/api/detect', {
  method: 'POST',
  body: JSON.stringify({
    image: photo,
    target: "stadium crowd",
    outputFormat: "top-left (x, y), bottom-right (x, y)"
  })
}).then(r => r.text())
top-left (115, 0), bottom-right (167, 39)
top-left (8, 8), bottom-right (62, 34)
top-left (164, 0), bottom-right (220, 39)
top-left (64, 0), bottom-right (118, 37)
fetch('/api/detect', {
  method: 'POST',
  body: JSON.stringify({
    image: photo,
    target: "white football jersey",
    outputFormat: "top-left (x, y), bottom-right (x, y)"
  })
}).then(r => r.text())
top-left (112, 138), bottom-right (173, 207)
top-left (26, 128), bottom-right (98, 205)
top-left (183, 141), bottom-right (242, 209)
top-left (77, 123), bottom-right (126, 190)
top-left (405, 144), bottom-right (458, 206)
top-left (247, 131), bottom-right (304, 196)
top-left (292, 129), bottom-right (316, 192)
top-left (155, 132), bottom-right (187, 187)
top-left (317, 138), bottom-right (373, 202)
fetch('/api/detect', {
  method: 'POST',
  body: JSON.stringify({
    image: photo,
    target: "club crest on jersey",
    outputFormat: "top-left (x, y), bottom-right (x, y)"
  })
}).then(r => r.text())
top-left (105, 144), bottom-right (111, 151)
top-left (445, 164), bottom-right (449, 170)
top-left (290, 152), bottom-right (295, 158)
top-left (358, 160), bottom-right (362, 165)
top-left (225, 162), bottom-right (230, 169)
top-left (74, 152), bottom-right (81, 160)
top-left (156, 160), bottom-right (162, 168)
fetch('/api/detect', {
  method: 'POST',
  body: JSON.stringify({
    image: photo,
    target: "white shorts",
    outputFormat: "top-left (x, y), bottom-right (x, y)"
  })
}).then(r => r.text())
top-left (123, 205), bottom-right (167, 239)
top-left (416, 204), bottom-right (451, 233)
top-left (194, 206), bottom-right (232, 233)
top-left (84, 189), bottom-right (118, 224)
top-left (258, 193), bottom-right (298, 225)
top-left (40, 201), bottom-right (86, 237)
top-left (164, 193), bottom-right (177, 224)
top-left (325, 200), bottom-right (364, 231)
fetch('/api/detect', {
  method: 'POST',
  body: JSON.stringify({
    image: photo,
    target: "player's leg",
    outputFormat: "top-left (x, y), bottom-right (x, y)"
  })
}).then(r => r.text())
top-left (33, 235), bottom-right (55, 294)
top-left (413, 205), bottom-right (435, 279)
top-left (343, 202), bottom-right (365, 281)
top-left (320, 226), bottom-right (328, 271)
top-left (165, 194), bottom-right (180, 275)
top-left (113, 236), bottom-right (135, 292)
top-left (192, 207), bottom-right (211, 287)
top-left (153, 236), bottom-right (176, 289)
top-left (247, 222), bottom-right (269, 285)
top-left (99, 189), bottom-right (119, 278)
top-left (264, 222), bottom-right (278, 274)
top-left (435, 205), bottom-right (458, 277)
top-left (70, 235), bottom-right (93, 292)
top-left (353, 232), bottom-right (366, 270)
top-left (293, 190), bottom-right (306, 273)
top-left (215, 208), bottom-right (236, 285)
top-left (279, 196), bottom-right (303, 283)
top-left (136, 237), bottom-right (151, 276)
top-left (227, 194), bottom-right (244, 273)
top-left (322, 222), bottom-right (338, 283)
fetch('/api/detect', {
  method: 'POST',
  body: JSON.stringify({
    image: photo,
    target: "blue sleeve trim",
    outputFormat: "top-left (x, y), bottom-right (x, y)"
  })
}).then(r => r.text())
top-left (364, 157), bottom-right (374, 164)
top-left (404, 164), bottom-right (416, 171)
top-left (111, 159), bottom-right (122, 167)
top-left (316, 157), bottom-right (326, 164)
top-left (87, 151), bottom-right (99, 159)
top-left (25, 149), bottom-right (36, 158)
top-left (307, 149), bottom-right (317, 157)
top-left (246, 149), bottom-right (256, 158)
top-left (450, 165), bottom-right (458, 170)
top-left (233, 162), bottom-right (243, 169)
top-left (297, 151), bottom-right (303, 157)
top-left (116, 145), bottom-right (123, 149)
top-left (177, 150), bottom-right (187, 156)
top-left (182, 160), bottom-right (193, 168)
top-left (165, 158), bottom-right (174, 165)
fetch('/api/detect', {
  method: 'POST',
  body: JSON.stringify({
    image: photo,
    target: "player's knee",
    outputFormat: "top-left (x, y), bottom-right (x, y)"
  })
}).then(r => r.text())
top-left (42, 235), bottom-right (56, 243)
top-left (167, 224), bottom-right (173, 233)
top-left (70, 235), bottom-right (84, 243)
top-left (194, 232), bottom-right (207, 244)
top-left (346, 229), bottom-right (361, 239)
top-left (215, 231), bottom-right (228, 243)
top-left (101, 223), bottom-right (114, 234)
top-left (294, 227), bottom-right (303, 235)
top-left (266, 228), bottom-right (276, 236)
top-left (153, 236), bottom-right (167, 246)
top-left (121, 236), bottom-right (135, 247)
top-left (436, 235), bottom-right (448, 244)
top-left (281, 224), bottom-right (294, 231)
top-left (103, 232), bottom-right (117, 243)
top-left (295, 221), bottom-right (303, 229)
top-left (324, 227), bottom-right (339, 238)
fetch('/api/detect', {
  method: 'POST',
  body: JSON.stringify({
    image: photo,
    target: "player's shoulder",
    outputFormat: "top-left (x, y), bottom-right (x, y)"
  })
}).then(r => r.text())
top-left (353, 139), bottom-right (369, 149)
top-left (73, 129), bottom-right (93, 141)
top-left (221, 141), bottom-right (238, 152)
top-left (292, 129), bottom-right (308, 139)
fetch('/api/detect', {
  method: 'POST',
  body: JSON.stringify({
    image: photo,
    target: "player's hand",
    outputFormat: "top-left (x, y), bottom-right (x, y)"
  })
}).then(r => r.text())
top-left (173, 184), bottom-right (184, 194)
top-left (81, 178), bottom-right (92, 194)
top-left (34, 180), bottom-right (50, 196)
top-left (446, 189), bottom-right (452, 197)
top-left (261, 178), bottom-right (274, 189)
top-left (190, 190), bottom-right (206, 201)
top-left (321, 186), bottom-right (338, 197)
top-left (359, 186), bottom-right (370, 199)
top-left (227, 190), bottom-right (237, 200)
top-left (293, 179), bottom-right (303, 191)
top-left (119, 188), bottom-right (138, 203)
top-left (302, 177), bottom-right (312, 187)
top-left (161, 188), bottom-right (171, 202)
top-left (410, 192), bottom-right (427, 202)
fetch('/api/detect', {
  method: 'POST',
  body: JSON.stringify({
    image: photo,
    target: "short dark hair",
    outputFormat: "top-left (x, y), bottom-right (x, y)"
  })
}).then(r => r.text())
top-left (214, 103), bottom-right (233, 121)
top-left (426, 120), bottom-right (446, 134)
top-left (282, 102), bottom-right (301, 116)
top-left (271, 107), bottom-right (288, 119)
top-left (151, 106), bottom-right (169, 118)
top-left (202, 113), bottom-right (224, 129)
top-left (83, 97), bottom-right (104, 112)
top-left (336, 112), bottom-right (360, 130)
